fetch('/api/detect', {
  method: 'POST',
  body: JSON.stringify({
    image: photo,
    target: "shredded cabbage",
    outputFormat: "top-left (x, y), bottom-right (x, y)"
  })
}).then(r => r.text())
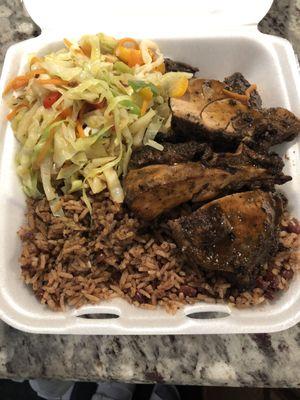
top-left (5, 33), bottom-right (191, 214)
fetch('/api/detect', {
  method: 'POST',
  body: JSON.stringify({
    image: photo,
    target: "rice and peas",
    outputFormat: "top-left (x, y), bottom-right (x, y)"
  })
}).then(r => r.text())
top-left (4, 33), bottom-right (300, 312)
top-left (18, 193), bottom-right (300, 312)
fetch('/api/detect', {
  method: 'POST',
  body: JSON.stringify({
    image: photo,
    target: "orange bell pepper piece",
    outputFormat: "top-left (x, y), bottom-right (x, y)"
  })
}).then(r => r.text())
top-left (140, 87), bottom-right (153, 115)
top-left (169, 77), bottom-right (189, 98)
top-left (115, 38), bottom-right (144, 67)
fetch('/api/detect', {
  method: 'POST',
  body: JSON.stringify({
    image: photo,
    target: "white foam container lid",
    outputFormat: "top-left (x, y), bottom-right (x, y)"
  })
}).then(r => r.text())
top-left (0, 0), bottom-right (299, 334)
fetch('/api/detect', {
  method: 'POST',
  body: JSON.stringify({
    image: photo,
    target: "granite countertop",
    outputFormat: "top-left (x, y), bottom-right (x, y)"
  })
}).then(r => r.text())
top-left (0, 0), bottom-right (300, 386)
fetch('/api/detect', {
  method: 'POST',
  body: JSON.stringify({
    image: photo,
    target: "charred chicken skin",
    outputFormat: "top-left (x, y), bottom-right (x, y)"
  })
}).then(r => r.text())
top-left (125, 144), bottom-right (290, 220)
top-left (168, 190), bottom-right (285, 286)
top-left (170, 77), bottom-right (300, 149)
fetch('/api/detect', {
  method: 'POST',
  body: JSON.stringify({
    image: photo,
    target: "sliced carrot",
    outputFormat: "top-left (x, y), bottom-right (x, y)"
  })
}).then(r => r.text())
top-left (3, 69), bottom-right (48, 96)
top-left (6, 103), bottom-right (28, 120)
top-left (223, 84), bottom-right (257, 104)
top-left (223, 88), bottom-right (248, 103)
top-left (3, 76), bottom-right (29, 96)
top-left (76, 120), bottom-right (85, 138)
top-left (37, 78), bottom-right (69, 86)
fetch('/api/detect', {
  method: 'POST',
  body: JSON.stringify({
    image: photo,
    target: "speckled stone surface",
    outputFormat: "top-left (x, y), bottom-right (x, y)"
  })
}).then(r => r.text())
top-left (1, 324), bottom-right (300, 386)
top-left (258, 0), bottom-right (300, 56)
top-left (0, 0), bottom-right (300, 386)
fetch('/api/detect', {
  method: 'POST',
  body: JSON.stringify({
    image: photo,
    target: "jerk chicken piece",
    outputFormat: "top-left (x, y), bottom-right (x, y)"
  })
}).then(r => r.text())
top-left (168, 190), bottom-right (285, 286)
top-left (170, 77), bottom-right (300, 149)
top-left (164, 58), bottom-right (199, 75)
top-left (124, 144), bottom-right (290, 220)
top-left (129, 141), bottom-right (212, 169)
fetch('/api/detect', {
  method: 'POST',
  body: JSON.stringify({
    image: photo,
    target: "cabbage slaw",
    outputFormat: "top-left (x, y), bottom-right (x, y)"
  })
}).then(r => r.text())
top-left (3, 33), bottom-right (192, 215)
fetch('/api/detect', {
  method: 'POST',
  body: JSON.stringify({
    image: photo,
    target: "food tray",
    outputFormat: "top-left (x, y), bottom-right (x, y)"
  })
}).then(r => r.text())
top-left (0, 0), bottom-right (299, 334)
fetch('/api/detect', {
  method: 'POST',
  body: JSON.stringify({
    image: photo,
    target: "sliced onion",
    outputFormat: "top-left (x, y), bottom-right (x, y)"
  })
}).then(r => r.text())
top-left (103, 167), bottom-right (124, 203)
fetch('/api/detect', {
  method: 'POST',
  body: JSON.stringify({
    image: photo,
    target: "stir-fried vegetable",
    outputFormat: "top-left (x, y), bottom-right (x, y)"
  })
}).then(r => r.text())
top-left (3, 33), bottom-right (192, 215)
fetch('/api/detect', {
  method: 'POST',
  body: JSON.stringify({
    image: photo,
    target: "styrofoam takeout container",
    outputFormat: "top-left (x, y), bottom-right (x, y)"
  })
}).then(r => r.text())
top-left (0, 0), bottom-right (299, 335)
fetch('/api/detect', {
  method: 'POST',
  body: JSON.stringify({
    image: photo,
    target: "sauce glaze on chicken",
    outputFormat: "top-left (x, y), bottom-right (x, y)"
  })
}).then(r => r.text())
top-left (124, 71), bottom-right (299, 287)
